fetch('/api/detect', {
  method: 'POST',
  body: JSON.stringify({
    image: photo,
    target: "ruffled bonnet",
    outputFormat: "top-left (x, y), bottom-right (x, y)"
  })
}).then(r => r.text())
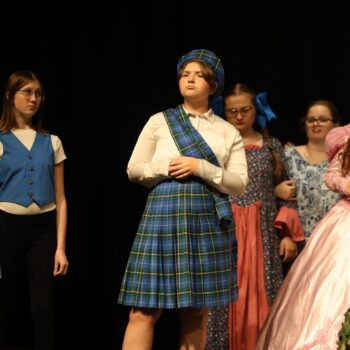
top-left (325, 124), bottom-right (350, 161)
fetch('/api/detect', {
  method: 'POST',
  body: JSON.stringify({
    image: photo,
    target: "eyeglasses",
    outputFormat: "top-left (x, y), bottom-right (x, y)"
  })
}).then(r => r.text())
top-left (17, 88), bottom-right (42, 99)
top-left (225, 106), bottom-right (254, 118)
top-left (305, 117), bottom-right (333, 125)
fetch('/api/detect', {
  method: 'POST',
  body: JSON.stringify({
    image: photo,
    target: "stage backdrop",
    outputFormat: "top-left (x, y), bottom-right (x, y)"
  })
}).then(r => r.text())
top-left (1, 2), bottom-right (349, 349)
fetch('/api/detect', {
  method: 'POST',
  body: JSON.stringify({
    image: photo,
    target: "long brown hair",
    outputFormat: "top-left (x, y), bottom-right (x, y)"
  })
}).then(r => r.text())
top-left (0, 70), bottom-right (47, 133)
top-left (341, 139), bottom-right (350, 175)
top-left (224, 83), bottom-right (284, 182)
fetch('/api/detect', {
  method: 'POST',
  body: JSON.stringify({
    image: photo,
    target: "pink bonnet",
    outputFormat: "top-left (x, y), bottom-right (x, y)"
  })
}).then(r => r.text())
top-left (325, 124), bottom-right (350, 161)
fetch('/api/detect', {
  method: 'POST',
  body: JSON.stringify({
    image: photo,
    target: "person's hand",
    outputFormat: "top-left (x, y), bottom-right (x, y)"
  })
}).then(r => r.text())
top-left (54, 248), bottom-right (69, 276)
top-left (168, 156), bottom-right (199, 179)
top-left (280, 236), bottom-right (298, 262)
top-left (274, 180), bottom-right (297, 200)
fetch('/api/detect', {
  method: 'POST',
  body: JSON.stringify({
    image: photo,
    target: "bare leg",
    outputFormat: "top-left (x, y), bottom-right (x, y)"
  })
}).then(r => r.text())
top-left (179, 308), bottom-right (208, 350)
top-left (121, 307), bottom-right (162, 350)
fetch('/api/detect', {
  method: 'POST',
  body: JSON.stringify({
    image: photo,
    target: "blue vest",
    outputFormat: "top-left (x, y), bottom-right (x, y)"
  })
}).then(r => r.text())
top-left (0, 131), bottom-right (55, 207)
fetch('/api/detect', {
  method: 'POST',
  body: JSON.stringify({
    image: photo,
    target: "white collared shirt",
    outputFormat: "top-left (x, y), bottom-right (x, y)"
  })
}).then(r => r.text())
top-left (127, 106), bottom-right (248, 196)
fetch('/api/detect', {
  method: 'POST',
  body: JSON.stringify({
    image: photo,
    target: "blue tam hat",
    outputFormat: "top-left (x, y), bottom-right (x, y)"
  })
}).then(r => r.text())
top-left (177, 49), bottom-right (225, 96)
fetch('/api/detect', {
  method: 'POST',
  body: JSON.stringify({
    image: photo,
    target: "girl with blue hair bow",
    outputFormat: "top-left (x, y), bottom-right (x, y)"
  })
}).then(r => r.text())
top-left (206, 83), bottom-right (305, 350)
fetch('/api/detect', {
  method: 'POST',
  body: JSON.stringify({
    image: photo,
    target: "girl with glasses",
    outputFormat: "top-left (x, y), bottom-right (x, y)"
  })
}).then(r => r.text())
top-left (275, 100), bottom-right (341, 275)
top-left (0, 71), bottom-right (68, 350)
top-left (206, 83), bottom-right (305, 350)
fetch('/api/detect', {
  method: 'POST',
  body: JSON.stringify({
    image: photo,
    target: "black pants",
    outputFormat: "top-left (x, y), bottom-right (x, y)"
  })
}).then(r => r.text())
top-left (0, 210), bottom-right (57, 350)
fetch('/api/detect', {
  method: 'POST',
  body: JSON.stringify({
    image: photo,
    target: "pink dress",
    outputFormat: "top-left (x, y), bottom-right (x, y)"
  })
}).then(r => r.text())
top-left (256, 124), bottom-right (350, 350)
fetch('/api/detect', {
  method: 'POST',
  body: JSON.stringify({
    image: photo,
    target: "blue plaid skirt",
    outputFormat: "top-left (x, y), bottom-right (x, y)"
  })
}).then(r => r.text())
top-left (118, 179), bottom-right (237, 308)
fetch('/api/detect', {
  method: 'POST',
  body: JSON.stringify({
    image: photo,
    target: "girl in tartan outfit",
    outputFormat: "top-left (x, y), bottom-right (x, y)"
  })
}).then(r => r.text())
top-left (118, 49), bottom-right (248, 350)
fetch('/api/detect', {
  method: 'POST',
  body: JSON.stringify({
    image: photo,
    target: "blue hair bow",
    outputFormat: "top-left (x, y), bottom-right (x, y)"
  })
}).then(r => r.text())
top-left (254, 91), bottom-right (277, 129)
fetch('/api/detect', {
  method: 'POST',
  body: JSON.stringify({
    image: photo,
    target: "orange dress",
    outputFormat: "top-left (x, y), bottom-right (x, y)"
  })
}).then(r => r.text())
top-left (206, 140), bottom-right (304, 350)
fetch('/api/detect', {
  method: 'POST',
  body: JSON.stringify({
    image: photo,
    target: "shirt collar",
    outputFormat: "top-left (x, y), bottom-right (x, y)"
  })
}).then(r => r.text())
top-left (183, 105), bottom-right (215, 124)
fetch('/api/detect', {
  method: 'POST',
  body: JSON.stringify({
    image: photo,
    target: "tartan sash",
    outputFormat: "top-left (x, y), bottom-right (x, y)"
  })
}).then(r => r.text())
top-left (163, 105), bottom-right (233, 224)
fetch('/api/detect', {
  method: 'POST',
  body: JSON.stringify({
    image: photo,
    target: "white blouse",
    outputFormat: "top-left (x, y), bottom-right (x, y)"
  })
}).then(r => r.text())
top-left (127, 108), bottom-right (248, 196)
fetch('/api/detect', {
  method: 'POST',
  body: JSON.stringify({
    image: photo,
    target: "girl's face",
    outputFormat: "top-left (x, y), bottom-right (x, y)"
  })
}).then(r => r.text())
top-left (305, 105), bottom-right (337, 142)
top-left (225, 93), bottom-right (256, 134)
top-left (179, 61), bottom-right (212, 102)
top-left (13, 80), bottom-right (42, 121)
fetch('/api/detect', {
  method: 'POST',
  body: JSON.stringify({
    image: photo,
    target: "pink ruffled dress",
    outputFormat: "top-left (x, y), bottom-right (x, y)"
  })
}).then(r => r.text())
top-left (256, 124), bottom-right (350, 350)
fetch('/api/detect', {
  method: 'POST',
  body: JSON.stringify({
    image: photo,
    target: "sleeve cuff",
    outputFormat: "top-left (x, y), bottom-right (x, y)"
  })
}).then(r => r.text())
top-left (274, 206), bottom-right (305, 242)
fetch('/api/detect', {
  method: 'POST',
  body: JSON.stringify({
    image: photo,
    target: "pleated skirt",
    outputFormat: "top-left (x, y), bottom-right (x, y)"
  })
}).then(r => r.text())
top-left (118, 179), bottom-right (237, 308)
